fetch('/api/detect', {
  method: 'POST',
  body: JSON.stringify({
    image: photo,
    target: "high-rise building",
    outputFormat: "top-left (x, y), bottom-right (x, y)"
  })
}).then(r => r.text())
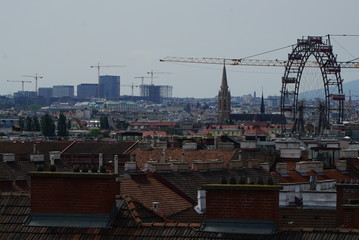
top-left (53, 85), bottom-right (74, 98)
top-left (38, 88), bottom-right (53, 98)
top-left (217, 65), bottom-right (231, 124)
top-left (77, 84), bottom-right (98, 98)
top-left (140, 85), bottom-right (173, 103)
top-left (99, 75), bottom-right (120, 99)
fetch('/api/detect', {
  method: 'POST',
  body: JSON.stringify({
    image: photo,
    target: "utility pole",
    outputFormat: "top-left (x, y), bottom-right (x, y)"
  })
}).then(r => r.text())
top-left (7, 80), bottom-right (32, 91)
top-left (90, 63), bottom-right (126, 97)
top-left (23, 73), bottom-right (43, 95)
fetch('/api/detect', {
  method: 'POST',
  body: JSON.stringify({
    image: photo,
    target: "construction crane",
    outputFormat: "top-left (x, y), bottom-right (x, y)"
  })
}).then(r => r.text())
top-left (121, 83), bottom-right (138, 100)
top-left (90, 62), bottom-right (126, 97)
top-left (23, 73), bottom-right (43, 95)
top-left (147, 70), bottom-right (172, 84)
top-left (134, 76), bottom-right (158, 86)
top-left (7, 80), bottom-right (32, 92)
top-left (160, 56), bottom-right (359, 68)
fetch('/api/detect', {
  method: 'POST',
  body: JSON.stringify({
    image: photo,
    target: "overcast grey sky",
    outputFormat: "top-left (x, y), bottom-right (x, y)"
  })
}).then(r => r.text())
top-left (1, 0), bottom-right (359, 98)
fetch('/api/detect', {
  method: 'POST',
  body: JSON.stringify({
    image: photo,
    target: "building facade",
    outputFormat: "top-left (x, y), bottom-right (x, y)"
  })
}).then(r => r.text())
top-left (38, 88), bottom-right (53, 98)
top-left (99, 75), bottom-right (120, 99)
top-left (77, 83), bottom-right (98, 98)
top-left (53, 85), bottom-right (74, 98)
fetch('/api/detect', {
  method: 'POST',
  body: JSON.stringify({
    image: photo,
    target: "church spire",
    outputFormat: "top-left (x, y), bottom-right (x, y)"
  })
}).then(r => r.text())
top-left (217, 63), bottom-right (231, 124)
top-left (260, 89), bottom-right (265, 115)
top-left (221, 63), bottom-right (228, 88)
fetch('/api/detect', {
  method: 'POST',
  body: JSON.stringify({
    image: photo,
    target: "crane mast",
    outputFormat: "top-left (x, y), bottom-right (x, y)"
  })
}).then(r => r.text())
top-left (23, 73), bottom-right (43, 95)
top-left (7, 80), bottom-right (32, 92)
top-left (146, 70), bottom-right (172, 84)
top-left (90, 63), bottom-right (126, 97)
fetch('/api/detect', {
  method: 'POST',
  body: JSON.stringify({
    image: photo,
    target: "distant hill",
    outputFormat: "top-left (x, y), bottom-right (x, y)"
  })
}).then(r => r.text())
top-left (298, 79), bottom-right (359, 100)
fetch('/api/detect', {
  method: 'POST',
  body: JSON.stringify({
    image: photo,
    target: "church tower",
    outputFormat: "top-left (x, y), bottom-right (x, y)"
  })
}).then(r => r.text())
top-left (260, 91), bottom-right (265, 115)
top-left (259, 90), bottom-right (266, 122)
top-left (217, 64), bottom-right (231, 124)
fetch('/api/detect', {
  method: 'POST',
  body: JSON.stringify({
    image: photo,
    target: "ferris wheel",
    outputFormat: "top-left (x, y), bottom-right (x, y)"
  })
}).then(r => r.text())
top-left (280, 36), bottom-right (345, 135)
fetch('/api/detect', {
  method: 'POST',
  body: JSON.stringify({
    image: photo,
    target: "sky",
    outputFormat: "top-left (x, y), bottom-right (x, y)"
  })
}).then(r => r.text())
top-left (1, 0), bottom-right (359, 98)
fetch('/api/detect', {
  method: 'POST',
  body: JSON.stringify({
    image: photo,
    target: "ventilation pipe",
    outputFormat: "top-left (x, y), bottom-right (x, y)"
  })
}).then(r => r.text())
top-left (50, 155), bottom-right (55, 165)
top-left (50, 155), bottom-right (56, 172)
top-left (310, 175), bottom-right (317, 190)
top-left (181, 151), bottom-right (185, 162)
top-left (152, 202), bottom-right (159, 212)
top-left (114, 155), bottom-right (119, 174)
top-left (99, 153), bottom-right (103, 170)
top-left (194, 190), bottom-right (206, 214)
top-left (160, 149), bottom-right (165, 163)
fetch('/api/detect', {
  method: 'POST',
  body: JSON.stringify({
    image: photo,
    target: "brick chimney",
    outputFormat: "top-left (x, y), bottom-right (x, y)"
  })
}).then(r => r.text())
top-left (201, 183), bottom-right (282, 234)
top-left (29, 172), bottom-right (116, 215)
top-left (336, 183), bottom-right (359, 228)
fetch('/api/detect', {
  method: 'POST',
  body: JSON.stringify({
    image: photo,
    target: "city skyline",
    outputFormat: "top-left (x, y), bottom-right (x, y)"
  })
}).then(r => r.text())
top-left (1, 0), bottom-right (359, 98)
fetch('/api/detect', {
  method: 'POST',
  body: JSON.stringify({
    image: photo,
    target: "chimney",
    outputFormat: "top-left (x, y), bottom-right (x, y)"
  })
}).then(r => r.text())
top-left (336, 182), bottom-right (359, 228)
top-left (276, 162), bottom-right (288, 175)
top-left (229, 160), bottom-right (243, 169)
top-left (309, 175), bottom-right (317, 190)
top-left (28, 172), bottom-right (116, 216)
top-left (114, 155), bottom-right (119, 174)
top-left (192, 160), bottom-right (209, 171)
top-left (201, 183), bottom-right (282, 234)
top-left (194, 189), bottom-right (206, 214)
top-left (99, 153), bottom-right (103, 170)
top-left (152, 202), bottom-right (160, 212)
top-left (160, 149), bottom-right (166, 163)
top-left (181, 151), bottom-right (185, 162)
top-left (50, 155), bottom-right (55, 165)
top-left (335, 159), bottom-right (347, 172)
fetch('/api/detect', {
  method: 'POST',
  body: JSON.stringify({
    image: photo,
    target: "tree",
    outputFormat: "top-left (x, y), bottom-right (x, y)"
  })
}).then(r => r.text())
top-left (32, 116), bottom-right (40, 131)
top-left (41, 113), bottom-right (55, 137)
top-left (57, 113), bottom-right (68, 137)
top-left (25, 116), bottom-right (32, 131)
top-left (87, 128), bottom-right (101, 137)
top-left (100, 116), bottom-right (109, 130)
top-left (18, 116), bottom-right (25, 130)
top-left (116, 120), bottom-right (129, 130)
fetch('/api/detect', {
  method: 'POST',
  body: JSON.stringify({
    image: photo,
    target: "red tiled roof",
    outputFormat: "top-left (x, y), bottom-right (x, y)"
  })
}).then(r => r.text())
top-left (155, 168), bottom-right (275, 202)
top-left (62, 141), bottom-right (136, 154)
top-left (243, 125), bottom-right (269, 135)
top-left (142, 131), bottom-right (169, 137)
top-left (279, 207), bottom-right (337, 228)
top-left (272, 169), bottom-right (358, 183)
top-left (133, 148), bottom-right (235, 169)
top-left (0, 141), bottom-right (71, 155)
top-left (209, 125), bottom-right (241, 130)
top-left (130, 122), bottom-right (176, 129)
top-left (1, 193), bottom-right (359, 238)
top-left (120, 174), bottom-right (193, 217)
top-left (167, 207), bottom-right (205, 223)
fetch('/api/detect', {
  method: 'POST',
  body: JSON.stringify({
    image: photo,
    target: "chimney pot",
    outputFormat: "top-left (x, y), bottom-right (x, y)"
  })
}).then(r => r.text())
top-left (152, 202), bottom-right (159, 212)
top-left (114, 155), bottom-right (119, 174)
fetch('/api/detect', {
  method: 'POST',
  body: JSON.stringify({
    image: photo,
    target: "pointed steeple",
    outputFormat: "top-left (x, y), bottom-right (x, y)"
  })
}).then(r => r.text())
top-left (221, 64), bottom-right (228, 88)
top-left (260, 90), bottom-right (265, 115)
top-left (218, 63), bottom-right (231, 124)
